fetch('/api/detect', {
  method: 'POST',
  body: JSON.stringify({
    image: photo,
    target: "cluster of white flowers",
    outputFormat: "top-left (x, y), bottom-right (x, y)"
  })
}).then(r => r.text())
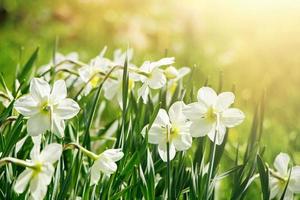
top-left (147, 87), bottom-right (245, 161)
top-left (0, 47), bottom-right (298, 200)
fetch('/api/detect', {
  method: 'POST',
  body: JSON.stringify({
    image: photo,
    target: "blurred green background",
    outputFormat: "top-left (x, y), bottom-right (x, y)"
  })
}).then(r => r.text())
top-left (0, 0), bottom-right (299, 169)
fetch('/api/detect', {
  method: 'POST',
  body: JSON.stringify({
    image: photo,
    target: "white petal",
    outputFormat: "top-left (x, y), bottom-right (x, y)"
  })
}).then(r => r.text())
top-left (148, 125), bottom-right (167, 144)
top-left (52, 117), bottom-right (65, 137)
top-left (148, 68), bottom-right (166, 89)
top-left (183, 102), bottom-right (207, 121)
top-left (215, 92), bottom-right (235, 111)
top-left (153, 109), bottom-right (170, 127)
top-left (78, 66), bottom-right (92, 83)
top-left (40, 164), bottom-right (55, 185)
top-left (14, 169), bottom-right (32, 193)
top-left (103, 79), bottom-right (119, 100)
top-left (197, 87), bottom-right (217, 106)
top-left (54, 98), bottom-right (80, 119)
top-left (283, 189), bottom-right (294, 200)
top-left (138, 83), bottom-right (149, 103)
top-left (90, 161), bottom-right (101, 185)
top-left (50, 80), bottom-right (67, 103)
top-left (177, 67), bottom-right (190, 79)
top-left (173, 134), bottom-right (192, 151)
top-left (40, 143), bottom-right (62, 164)
top-left (30, 176), bottom-right (47, 200)
top-left (151, 57), bottom-right (175, 68)
top-left (27, 113), bottom-right (50, 136)
top-left (14, 95), bottom-right (39, 116)
top-left (96, 156), bottom-right (118, 175)
top-left (158, 142), bottom-right (176, 162)
top-left (30, 78), bottom-right (50, 102)
top-left (190, 119), bottom-right (214, 138)
top-left (274, 153), bottom-right (290, 176)
top-left (30, 136), bottom-right (41, 160)
top-left (221, 108), bottom-right (245, 128)
top-left (168, 101), bottom-right (186, 124)
top-left (207, 123), bottom-right (226, 145)
top-left (269, 177), bottom-right (280, 199)
top-left (290, 166), bottom-right (300, 193)
top-left (101, 149), bottom-right (124, 162)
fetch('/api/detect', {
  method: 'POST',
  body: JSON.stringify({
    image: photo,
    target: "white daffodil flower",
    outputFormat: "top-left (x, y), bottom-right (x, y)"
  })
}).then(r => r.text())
top-left (269, 153), bottom-right (300, 200)
top-left (183, 87), bottom-right (245, 145)
top-left (14, 78), bottom-right (80, 137)
top-left (102, 69), bottom-right (136, 108)
top-left (78, 48), bottom-right (111, 95)
top-left (137, 57), bottom-right (175, 103)
top-left (148, 101), bottom-right (192, 162)
top-left (14, 143), bottom-right (62, 200)
top-left (164, 66), bottom-right (190, 104)
top-left (90, 149), bottom-right (124, 185)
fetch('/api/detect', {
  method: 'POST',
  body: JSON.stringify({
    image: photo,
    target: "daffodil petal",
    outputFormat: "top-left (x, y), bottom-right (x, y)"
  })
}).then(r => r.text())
top-left (101, 149), bottom-right (124, 162)
top-left (168, 101), bottom-right (186, 124)
top-left (158, 142), bottom-right (176, 162)
top-left (52, 117), bottom-right (65, 137)
top-left (97, 157), bottom-right (118, 175)
top-left (50, 80), bottom-right (67, 103)
top-left (54, 98), bottom-right (80, 119)
top-left (207, 123), bottom-right (226, 145)
top-left (40, 143), bottom-right (62, 164)
top-left (269, 177), bottom-right (280, 199)
top-left (215, 92), bottom-right (235, 111)
top-left (14, 94), bottom-right (39, 116)
top-left (221, 108), bottom-right (245, 128)
top-left (183, 102), bottom-right (207, 121)
top-left (30, 176), bottom-right (47, 200)
top-left (148, 124), bottom-right (167, 144)
top-left (138, 83), bottom-right (149, 103)
top-left (14, 169), bottom-right (32, 193)
top-left (190, 119), bottom-right (214, 138)
top-left (173, 134), bottom-right (192, 151)
top-left (30, 78), bottom-right (50, 102)
top-left (153, 109), bottom-right (170, 127)
top-left (90, 160), bottom-right (101, 185)
top-left (197, 87), bottom-right (217, 106)
top-left (274, 153), bottom-right (290, 176)
top-left (27, 113), bottom-right (50, 136)
top-left (103, 79), bottom-right (119, 100)
top-left (148, 68), bottom-right (166, 89)
top-left (40, 164), bottom-right (54, 185)
top-left (290, 166), bottom-right (300, 193)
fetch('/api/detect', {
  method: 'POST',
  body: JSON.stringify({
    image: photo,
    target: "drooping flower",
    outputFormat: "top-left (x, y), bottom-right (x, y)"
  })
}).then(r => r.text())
top-left (14, 78), bottom-right (80, 137)
top-left (183, 87), bottom-right (244, 145)
top-left (147, 101), bottom-right (192, 162)
top-left (78, 47), bottom-right (111, 95)
top-left (14, 142), bottom-right (62, 200)
top-left (90, 149), bottom-right (124, 185)
top-left (137, 57), bottom-right (175, 103)
top-left (269, 153), bottom-right (300, 200)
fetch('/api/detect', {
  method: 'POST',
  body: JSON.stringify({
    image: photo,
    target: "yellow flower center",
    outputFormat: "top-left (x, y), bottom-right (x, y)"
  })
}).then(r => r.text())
top-left (206, 106), bottom-right (217, 122)
top-left (41, 101), bottom-right (51, 114)
top-left (32, 161), bottom-right (43, 177)
top-left (90, 76), bottom-right (101, 88)
top-left (167, 125), bottom-right (180, 142)
top-left (128, 78), bottom-right (135, 90)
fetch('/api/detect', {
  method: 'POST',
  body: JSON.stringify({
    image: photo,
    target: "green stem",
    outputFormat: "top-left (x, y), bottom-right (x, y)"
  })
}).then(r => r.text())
top-left (64, 143), bottom-right (98, 160)
top-left (0, 157), bottom-right (35, 169)
top-left (166, 142), bottom-right (171, 199)
top-left (166, 125), bottom-right (171, 199)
